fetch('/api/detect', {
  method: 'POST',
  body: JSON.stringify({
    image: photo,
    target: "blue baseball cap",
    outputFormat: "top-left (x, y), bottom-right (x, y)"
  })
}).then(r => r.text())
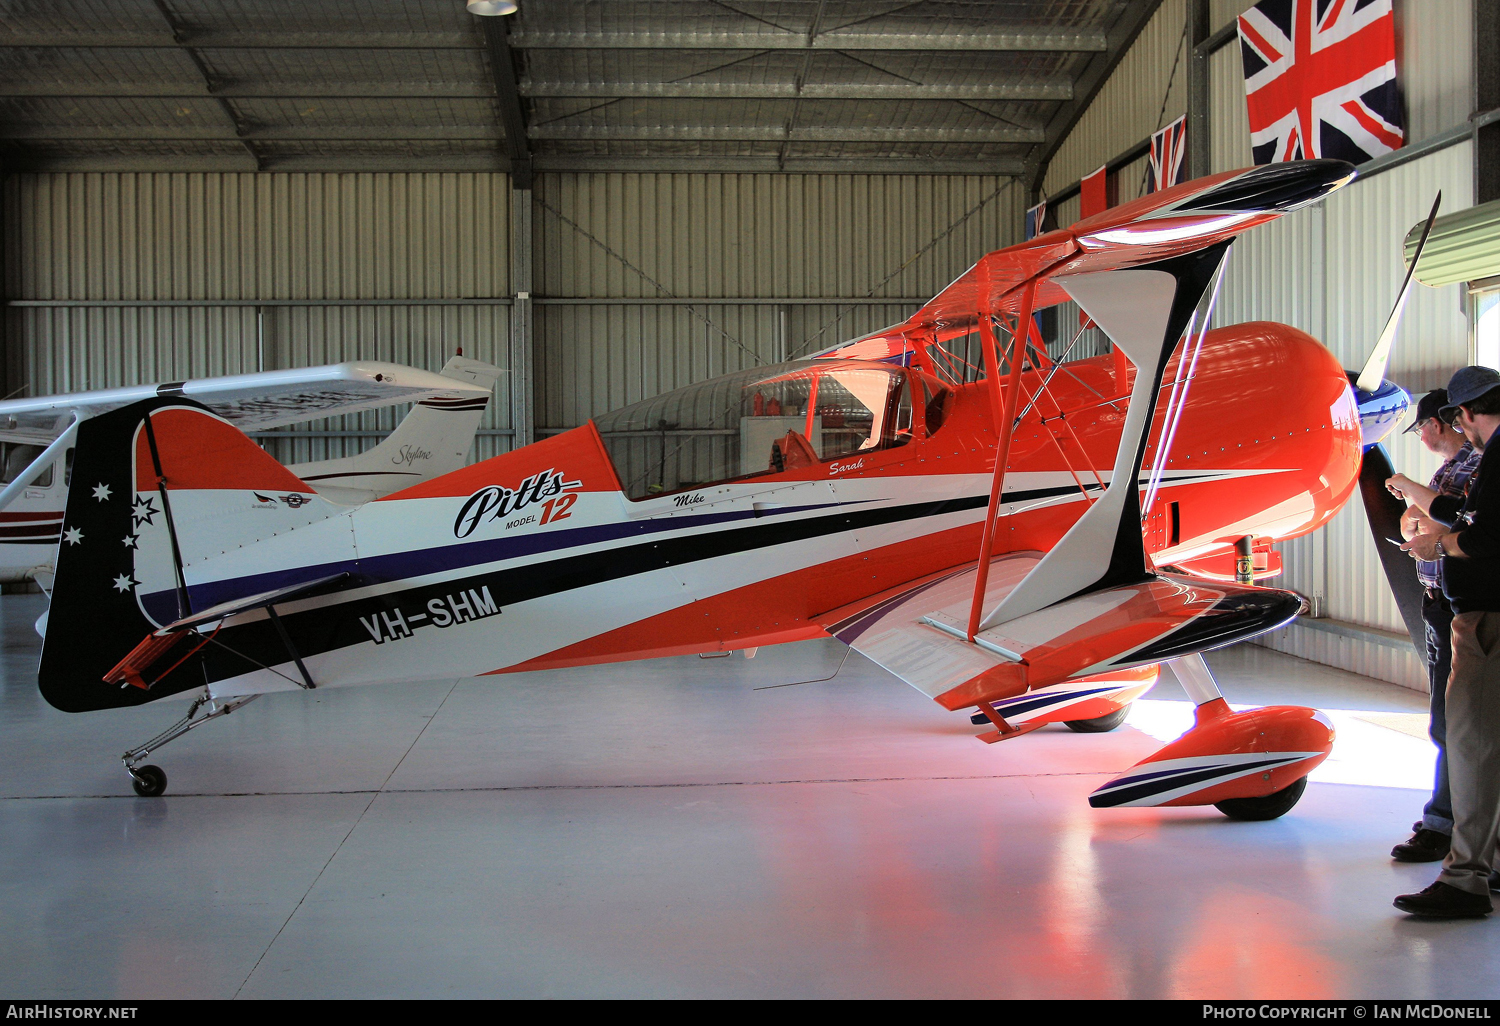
top-left (1439, 367), bottom-right (1500, 420)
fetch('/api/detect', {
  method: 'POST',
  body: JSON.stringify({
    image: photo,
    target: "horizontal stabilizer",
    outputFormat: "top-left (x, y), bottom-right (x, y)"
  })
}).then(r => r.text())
top-left (161, 572), bottom-right (352, 633)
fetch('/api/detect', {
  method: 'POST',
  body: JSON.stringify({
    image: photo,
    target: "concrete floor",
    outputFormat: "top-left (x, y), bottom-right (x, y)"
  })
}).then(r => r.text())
top-left (2, 591), bottom-right (1494, 1000)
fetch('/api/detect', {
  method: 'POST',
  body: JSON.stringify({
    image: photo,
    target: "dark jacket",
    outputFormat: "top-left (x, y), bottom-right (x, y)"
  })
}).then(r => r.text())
top-left (1431, 427), bottom-right (1500, 614)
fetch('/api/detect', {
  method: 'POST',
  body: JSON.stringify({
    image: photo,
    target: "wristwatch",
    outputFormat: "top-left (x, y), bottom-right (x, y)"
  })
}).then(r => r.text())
top-left (1435, 537), bottom-right (1448, 559)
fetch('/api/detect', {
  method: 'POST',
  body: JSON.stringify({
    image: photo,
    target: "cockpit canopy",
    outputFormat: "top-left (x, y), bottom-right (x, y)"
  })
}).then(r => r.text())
top-left (595, 359), bottom-right (937, 500)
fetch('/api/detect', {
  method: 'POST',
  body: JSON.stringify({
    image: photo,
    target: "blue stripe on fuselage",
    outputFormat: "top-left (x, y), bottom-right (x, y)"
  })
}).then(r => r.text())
top-left (145, 498), bottom-right (864, 624)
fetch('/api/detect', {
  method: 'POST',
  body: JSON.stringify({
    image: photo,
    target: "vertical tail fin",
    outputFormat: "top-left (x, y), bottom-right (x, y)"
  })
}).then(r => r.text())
top-left (288, 355), bottom-right (502, 500)
top-left (39, 398), bottom-right (343, 711)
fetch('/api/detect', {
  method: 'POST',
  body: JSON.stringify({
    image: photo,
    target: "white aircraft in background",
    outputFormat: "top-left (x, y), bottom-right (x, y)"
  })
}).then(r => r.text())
top-left (0, 353), bottom-right (503, 606)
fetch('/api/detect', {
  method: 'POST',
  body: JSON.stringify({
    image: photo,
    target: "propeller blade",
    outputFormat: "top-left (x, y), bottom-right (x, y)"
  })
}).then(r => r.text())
top-left (1355, 192), bottom-right (1441, 393)
top-left (1358, 444), bottom-right (1427, 655)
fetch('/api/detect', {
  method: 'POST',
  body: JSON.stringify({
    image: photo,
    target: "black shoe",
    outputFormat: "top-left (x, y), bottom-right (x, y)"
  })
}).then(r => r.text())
top-left (1394, 882), bottom-right (1492, 918)
top-left (1392, 829), bottom-right (1452, 863)
top-left (1489, 871), bottom-right (1500, 894)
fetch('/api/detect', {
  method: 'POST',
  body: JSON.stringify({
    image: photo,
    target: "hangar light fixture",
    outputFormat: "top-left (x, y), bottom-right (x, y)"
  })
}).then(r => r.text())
top-left (467, 0), bottom-right (518, 14)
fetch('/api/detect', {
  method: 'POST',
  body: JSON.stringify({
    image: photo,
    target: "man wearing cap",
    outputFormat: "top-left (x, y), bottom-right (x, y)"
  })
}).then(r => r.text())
top-left (1397, 366), bottom-right (1500, 917)
top-left (1385, 388), bottom-right (1482, 865)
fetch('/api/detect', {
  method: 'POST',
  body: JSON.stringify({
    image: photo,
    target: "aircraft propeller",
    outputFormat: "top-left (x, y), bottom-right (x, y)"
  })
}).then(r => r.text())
top-left (1348, 193), bottom-right (1442, 653)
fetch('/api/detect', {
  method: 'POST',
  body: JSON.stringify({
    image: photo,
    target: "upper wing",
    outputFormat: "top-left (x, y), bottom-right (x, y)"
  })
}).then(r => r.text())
top-left (811, 159), bottom-right (1355, 363)
top-left (0, 360), bottom-right (495, 432)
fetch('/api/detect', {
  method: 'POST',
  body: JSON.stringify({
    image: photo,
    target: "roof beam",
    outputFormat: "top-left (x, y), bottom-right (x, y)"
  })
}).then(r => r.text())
top-left (779, 0), bottom-right (829, 169)
top-left (520, 79), bottom-right (1073, 101)
top-left (1, 154), bottom-right (503, 173)
top-left (0, 126), bottom-right (504, 141)
top-left (0, 124), bottom-right (1041, 144)
top-left (528, 124), bottom-right (1043, 143)
top-left (147, 0), bottom-right (260, 171)
top-left (0, 153), bottom-right (1023, 176)
top-left (522, 78), bottom-right (1074, 100)
top-left (508, 28), bottom-right (1108, 51)
top-left (531, 155), bottom-right (1027, 174)
top-left (0, 83), bottom-right (500, 98)
top-left (476, 15), bottom-right (531, 188)
top-left (0, 79), bottom-right (1075, 102)
top-left (0, 32), bottom-right (484, 49)
top-left (0, 27), bottom-right (1109, 52)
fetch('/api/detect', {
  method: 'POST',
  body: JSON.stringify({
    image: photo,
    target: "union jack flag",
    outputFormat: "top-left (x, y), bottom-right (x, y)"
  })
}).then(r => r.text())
top-left (1147, 115), bottom-right (1186, 193)
top-left (1237, 0), bottom-right (1403, 165)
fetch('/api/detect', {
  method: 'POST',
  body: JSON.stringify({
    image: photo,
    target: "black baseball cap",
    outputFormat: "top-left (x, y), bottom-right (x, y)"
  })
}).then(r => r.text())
top-left (1439, 366), bottom-right (1500, 421)
top-left (1404, 389), bottom-right (1449, 433)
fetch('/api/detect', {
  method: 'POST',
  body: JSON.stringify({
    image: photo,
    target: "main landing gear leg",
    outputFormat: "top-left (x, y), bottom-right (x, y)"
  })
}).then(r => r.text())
top-left (1169, 651), bottom-right (1225, 706)
top-left (122, 692), bottom-right (260, 797)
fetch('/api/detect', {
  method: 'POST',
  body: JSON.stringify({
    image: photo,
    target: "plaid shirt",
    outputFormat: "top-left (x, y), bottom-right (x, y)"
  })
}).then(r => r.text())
top-left (1418, 441), bottom-right (1483, 589)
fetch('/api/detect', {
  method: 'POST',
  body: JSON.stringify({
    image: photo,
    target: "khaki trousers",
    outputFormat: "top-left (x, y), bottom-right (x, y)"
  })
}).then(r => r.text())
top-left (1438, 610), bottom-right (1500, 895)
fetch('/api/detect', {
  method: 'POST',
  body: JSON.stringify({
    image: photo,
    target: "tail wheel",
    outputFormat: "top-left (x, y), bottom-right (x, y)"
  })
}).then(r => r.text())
top-left (1064, 703), bottom-right (1132, 733)
top-left (130, 765), bottom-right (167, 798)
top-left (1213, 775), bottom-right (1307, 821)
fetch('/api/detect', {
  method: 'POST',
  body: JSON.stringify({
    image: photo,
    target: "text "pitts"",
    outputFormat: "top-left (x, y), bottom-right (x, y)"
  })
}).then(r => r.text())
top-left (454, 468), bottom-right (580, 538)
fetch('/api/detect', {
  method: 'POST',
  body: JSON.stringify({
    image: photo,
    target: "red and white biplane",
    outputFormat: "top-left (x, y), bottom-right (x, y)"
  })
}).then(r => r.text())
top-left (37, 159), bottom-right (1413, 815)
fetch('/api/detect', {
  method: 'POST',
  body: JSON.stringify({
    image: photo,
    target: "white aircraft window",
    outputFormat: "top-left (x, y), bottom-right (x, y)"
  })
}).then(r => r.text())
top-left (595, 360), bottom-right (914, 500)
top-left (0, 443), bottom-right (52, 488)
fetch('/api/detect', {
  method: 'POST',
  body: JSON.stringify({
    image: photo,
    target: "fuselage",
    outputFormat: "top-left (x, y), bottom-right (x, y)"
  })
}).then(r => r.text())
top-left (81, 319), bottom-right (1359, 706)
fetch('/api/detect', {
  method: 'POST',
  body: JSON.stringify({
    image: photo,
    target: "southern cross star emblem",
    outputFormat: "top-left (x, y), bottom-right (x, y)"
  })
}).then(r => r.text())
top-left (131, 495), bottom-right (158, 528)
top-left (91, 483), bottom-right (112, 502)
top-left (111, 572), bottom-right (139, 594)
top-left (122, 534), bottom-right (138, 550)
top-left (62, 527), bottom-right (83, 546)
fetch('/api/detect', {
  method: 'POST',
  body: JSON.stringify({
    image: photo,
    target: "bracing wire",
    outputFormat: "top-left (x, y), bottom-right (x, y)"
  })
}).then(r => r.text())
top-left (1142, 246), bottom-right (1233, 514)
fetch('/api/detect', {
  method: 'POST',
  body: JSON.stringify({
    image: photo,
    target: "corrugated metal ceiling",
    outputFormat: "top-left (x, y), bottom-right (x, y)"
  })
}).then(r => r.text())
top-left (0, 0), bottom-right (1161, 175)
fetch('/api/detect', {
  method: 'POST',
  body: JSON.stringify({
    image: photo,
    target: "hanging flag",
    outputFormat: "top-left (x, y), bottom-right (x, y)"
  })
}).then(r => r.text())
top-left (1079, 165), bottom-right (1109, 221)
top-left (1237, 0), bottom-right (1403, 165)
top-left (1025, 200), bottom-right (1048, 240)
top-left (1147, 114), bottom-right (1187, 193)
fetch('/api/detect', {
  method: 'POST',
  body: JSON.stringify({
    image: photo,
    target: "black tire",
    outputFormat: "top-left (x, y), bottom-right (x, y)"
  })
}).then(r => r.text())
top-left (1214, 775), bottom-right (1307, 821)
top-left (131, 765), bottom-right (167, 798)
top-left (1064, 703), bottom-right (1132, 733)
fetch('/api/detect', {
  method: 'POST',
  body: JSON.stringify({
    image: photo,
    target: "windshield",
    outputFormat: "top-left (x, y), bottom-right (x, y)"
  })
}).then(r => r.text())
top-left (595, 360), bottom-right (914, 500)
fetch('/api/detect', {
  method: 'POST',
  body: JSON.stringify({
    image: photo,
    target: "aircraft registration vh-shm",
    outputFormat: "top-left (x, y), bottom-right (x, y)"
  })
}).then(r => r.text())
top-left (36, 158), bottom-right (1420, 814)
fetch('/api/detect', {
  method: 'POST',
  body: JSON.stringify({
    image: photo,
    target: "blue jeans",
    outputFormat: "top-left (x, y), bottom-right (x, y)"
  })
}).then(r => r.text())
top-left (1422, 591), bottom-right (1454, 834)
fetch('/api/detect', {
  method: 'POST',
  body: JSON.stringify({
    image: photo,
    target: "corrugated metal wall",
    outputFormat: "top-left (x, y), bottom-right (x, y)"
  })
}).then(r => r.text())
top-left (531, 172), bottom-right (1025, 429)
top-left (1396, 0), bottom-right (1475, 141)
top-left (1043, 0), bottom-right (1189, 196)
top-left (5, 170), bottom-right (1024, 466)
top-left (3, 172), bottom-right (515, 465)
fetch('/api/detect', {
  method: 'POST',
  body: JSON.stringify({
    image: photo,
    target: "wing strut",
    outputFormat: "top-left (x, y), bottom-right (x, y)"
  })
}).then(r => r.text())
top-left (967, 279), bottom-right (1038, 641)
